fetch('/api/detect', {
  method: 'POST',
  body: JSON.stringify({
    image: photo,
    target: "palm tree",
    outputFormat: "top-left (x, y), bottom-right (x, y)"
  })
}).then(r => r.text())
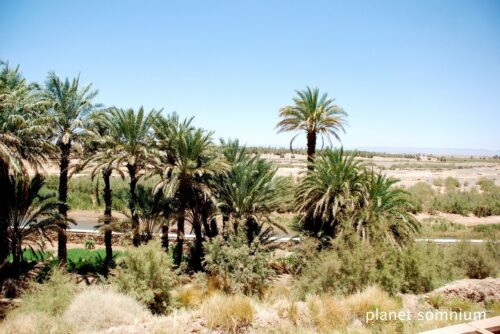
top-left (98, 107), bottom-right (160, 246)
top-left (153, 113), bottom-right (194, 249)
top-left (40, 72), bottom-right (99, 265)
top-left (4, 174), bottom-right (61, 274)
top-left (276, 87), bottom-right (348, 170)
top-left (355, 172), bottom-right (420, 247)
top-left (217, 139), bottom-right (286, 242)
top-left (155, 127), bottom-right (226, 266)
top-left (76, 113), bottom-right (125, 266)
top-left (295, 148), bottom-right (367, 240)
top-left (0, 62), bottom-right (54, 272)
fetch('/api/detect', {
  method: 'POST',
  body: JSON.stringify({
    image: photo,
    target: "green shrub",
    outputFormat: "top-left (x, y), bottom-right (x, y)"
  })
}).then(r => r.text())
top-left (476, 178), bottom-right (497, 192)
top-left (444, 177), bottom-right (460, 192)
top-left (452, 242), bottom-right (497, 279)
top-left (407, 182), bottom-right (435, 213)
top-left (203, 231), bottom-right (273, 296)
top-left (110, 241), bottom-right (176, 314)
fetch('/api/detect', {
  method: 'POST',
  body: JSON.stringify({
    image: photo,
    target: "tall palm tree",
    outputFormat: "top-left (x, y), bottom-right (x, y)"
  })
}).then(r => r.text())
top-left (153, 113), bottom-right (194, 249)
top-left (276, 87), bottom-right (348, 170)
top-left (98, 107), bottom-right (160, 246)
top-left (155, 127), bottom-right (226, 266)
top-left (40, 72), bottom-right (99, 265)
top-left (0, 62), bottom-right (54, 272)
top-left (76, 113), bottom-right (125, 266)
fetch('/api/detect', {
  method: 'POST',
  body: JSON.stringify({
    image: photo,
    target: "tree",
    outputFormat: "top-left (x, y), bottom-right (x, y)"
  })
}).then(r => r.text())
top-left (0, 62), bottom-right (54, 273)
top-left (355, 172), bottom-right (420, 247)
top-left (3, 174), bottom-right (61, 275)
top-left (276, 87), bottom-right (347, 170)
top-left (155, 127), bottom-right (226, 266)
top-left (40, 72), bottom-right (99, 265)
top-left (295, 148), bottom-right (419, 247)
top-left (76, 112), bottom-right (125, 266)
top-left (98, 107), bottom-right (160, 246)
top-left (295, 148), bottom-right (366, 240)
top-left (217, 139), bottom-right (286, 243)
top-left (153, 113), bottom-right (194, 249)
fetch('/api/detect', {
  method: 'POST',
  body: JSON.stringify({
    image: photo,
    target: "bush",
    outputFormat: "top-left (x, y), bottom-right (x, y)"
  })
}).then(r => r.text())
top-left (0, 312), bottom-right (73, 334)
top-left (452, 242), bottom-right (497, 279)
top-left (15, 267), bottom-right (77, 316)
top-left (110, 241), bottom-right (176, 314)
top-left (62, 286), bottom-right (152, 332)
top-left (201, 294), bottom-right (254, 331)
top-left (307, 295), bottom-right (350, 331)
top-left (444, 177), bottom-right (460, 192)
top-left (344, 286), bottom-right (398, 325)
top-left (203, 231), bottom-right (273, 296)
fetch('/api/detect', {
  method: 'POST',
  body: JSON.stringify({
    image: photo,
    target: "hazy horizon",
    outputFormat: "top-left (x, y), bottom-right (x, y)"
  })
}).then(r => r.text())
top-left (1, 0), bottom-right (499, 150)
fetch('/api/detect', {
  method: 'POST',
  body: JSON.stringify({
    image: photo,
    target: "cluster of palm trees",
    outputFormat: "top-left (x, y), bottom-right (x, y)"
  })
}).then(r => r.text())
top-left (1, 61), bottom-right (419, 279)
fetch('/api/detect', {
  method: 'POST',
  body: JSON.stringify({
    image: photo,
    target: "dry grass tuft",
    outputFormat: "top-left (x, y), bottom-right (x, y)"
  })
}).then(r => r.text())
top-left (201, 294), bottom-right (254, 331)
top-left (344, 286), bottom-right (398, 325)
top-left (172, 283), bottom-right (206, 308)
top-left (0, 312), bottom-right (73, 334)
top-left (62, 286), bottom-right (152, 332)
top-left (307, 294), bottom-right (350, 332)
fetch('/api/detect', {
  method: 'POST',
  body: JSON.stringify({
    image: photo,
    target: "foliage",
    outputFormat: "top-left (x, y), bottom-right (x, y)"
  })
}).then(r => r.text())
top-left (295, 148), bottom-right (419, 246)
top-left (110, 241), bottom-right (176, 314)
top-left (276, 86), bottom-right (347, 156)
top-left (203, 231), bottom-right (273, 296)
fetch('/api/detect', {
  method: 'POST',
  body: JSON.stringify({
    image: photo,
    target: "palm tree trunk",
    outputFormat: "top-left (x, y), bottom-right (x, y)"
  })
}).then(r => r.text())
top-left (103, 168), bottom-right (113, 266)
top-left (161, 224), bottom-right (169, 250)
top-left (0, 160), bottom-right (10, 275)
top-left (58, 143), bottom-right (71, 265)
top-left (306, 130), bottom-right (317, 171)
top-left (127, 164), bottom-right (140, 247)
top-left (210, 218), bottom-right (218, 237)
top-left (174, 184), bottom-right (186, 266)
top-left (192, 218), bottom-right (203, 271)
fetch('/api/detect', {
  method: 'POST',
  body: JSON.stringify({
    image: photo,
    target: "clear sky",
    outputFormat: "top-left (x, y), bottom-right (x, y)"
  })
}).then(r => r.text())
top-left (1, 0), bottom-right (499, 151)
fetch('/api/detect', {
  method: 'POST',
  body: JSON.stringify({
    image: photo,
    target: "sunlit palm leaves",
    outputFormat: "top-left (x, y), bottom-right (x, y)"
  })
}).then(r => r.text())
top-left (277, 87), bottom-right (347, 168)
top-left (295, 148), bottom-right (420, 246)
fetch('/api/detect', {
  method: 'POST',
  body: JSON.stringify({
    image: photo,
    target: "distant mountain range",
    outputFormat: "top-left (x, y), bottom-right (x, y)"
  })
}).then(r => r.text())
top-left (353, 147), bottom-right (500, 157)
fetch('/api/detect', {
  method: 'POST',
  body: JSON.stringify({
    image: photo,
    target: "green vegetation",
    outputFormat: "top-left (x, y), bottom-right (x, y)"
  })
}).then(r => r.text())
top-left (407, 181), bottom-right (500, 216)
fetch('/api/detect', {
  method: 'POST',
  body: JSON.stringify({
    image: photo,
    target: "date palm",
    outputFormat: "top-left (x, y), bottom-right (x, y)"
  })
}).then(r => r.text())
top-left (4, 174), bottom-right (62, 275)
top-left (76, 112), bottom-right (125, 266)
top-left (217, 139), bottom-right (286, 242)
top-left (277, 87), bottom-right (347, 170)
top-left (155, 127), bottom-right (226, 266)
top-left (0, 62), bottom-right (54, 271)
top-left (98, 107), bottom-right (161, 246)
top-left (295, 148), bottom-right (367, 240)
top-left (40, 72), bottom-right (99, 265)
top-left (153, 113), bottom-right (193, 249)
top-left (355, 173), bottom-right (420, 247)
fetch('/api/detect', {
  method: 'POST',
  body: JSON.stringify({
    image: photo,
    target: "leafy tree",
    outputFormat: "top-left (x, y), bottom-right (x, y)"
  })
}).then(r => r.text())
top-left (155, 127), bottom-right (226, 266)
top-left (277, 87), bottom-right (347, 170)
top-left (0, 62), bottom-right (54, 272)
top-left (40, 72), bottom-right (99, 264)
top-left (218, 139), bottom-right (286, 242)
top-left (98, 107), bottom-right (160, 246)
top-left (295, 148), bottom-right (419, 247)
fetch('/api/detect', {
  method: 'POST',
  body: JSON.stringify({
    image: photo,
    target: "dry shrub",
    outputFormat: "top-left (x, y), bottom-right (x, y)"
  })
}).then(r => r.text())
top-left (62, 286), bottom-right (152, 332)
top-left (0, 312), bottom-right (73, 334)
top-left (201, 294), bottom-right (254, 331)
top-left (344, 286), bottom-right (398, 325)
top-left (15, 267), bottom-right (77, 316)
top-left (172, 283), bottom-right (206, 308)
top-left (307, 295), bottom-right (350, 332)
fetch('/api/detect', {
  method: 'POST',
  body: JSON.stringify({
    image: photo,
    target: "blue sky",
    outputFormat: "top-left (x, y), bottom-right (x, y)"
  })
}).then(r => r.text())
top-left (1, 0), bottom-right (499, 150)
